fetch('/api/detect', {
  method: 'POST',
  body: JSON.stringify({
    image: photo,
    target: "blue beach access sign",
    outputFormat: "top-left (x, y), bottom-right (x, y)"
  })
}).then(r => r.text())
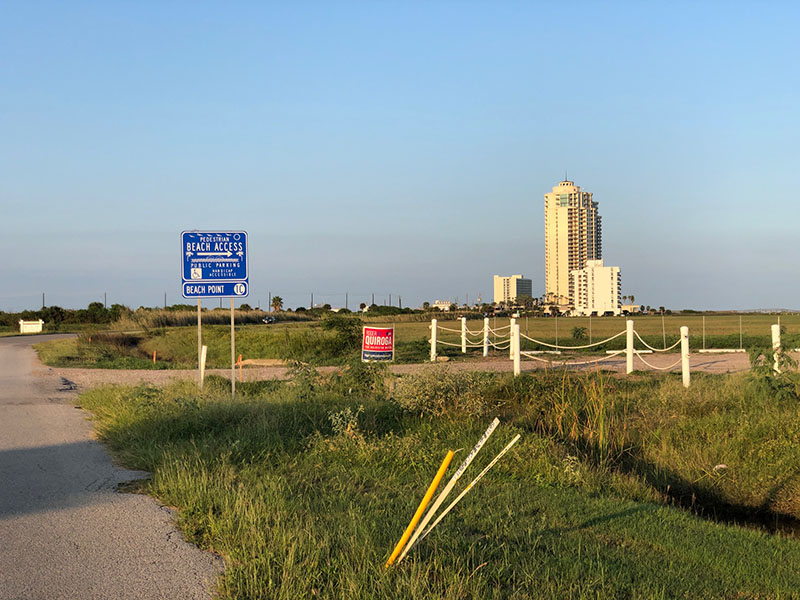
top-left (181, 231), bottom-right (249, 298)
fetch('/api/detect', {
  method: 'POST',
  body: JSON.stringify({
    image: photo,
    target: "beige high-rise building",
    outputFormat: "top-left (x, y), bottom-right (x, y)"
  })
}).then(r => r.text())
top-left (544, 179), bottom-right (602, 304)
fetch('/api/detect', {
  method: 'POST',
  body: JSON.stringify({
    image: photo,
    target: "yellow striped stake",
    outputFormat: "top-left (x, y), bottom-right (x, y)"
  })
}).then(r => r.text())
top-left (415, 434), bottom-right (521, 547)
top-left (385, 449), bottom-right (454, 567)
top-left (396, 418), bottom-right (500, 564)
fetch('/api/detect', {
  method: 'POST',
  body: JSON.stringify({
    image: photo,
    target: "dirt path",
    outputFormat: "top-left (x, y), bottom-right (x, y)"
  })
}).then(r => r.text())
top-left (0, 335), bottom-right (222, 599)
top-left (48, 349), bottom-right (786, 390)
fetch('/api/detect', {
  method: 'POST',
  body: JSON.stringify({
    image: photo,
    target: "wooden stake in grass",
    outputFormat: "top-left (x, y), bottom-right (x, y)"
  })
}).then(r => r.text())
top-left (414, 434), bottom-right (521, 548)
top-left (152, 350), bottom-right (157, 364)
top-left (397, 418), bottom-right (500, 564)
top-left (385, 450), bottom-right (454, 568)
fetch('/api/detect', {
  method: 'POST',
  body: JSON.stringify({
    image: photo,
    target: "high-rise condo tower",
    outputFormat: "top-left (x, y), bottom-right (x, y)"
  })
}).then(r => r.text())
top-left (544, 179), bottom-right (602, 304)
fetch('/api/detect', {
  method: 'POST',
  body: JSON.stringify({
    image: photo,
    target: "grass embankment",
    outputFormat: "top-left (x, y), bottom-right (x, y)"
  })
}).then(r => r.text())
top-left (80, 365), bottom-right (800, 598)
top-left (33, 320), bottom-right (446, 369)
top-left (34, 313), bottom-right (800, 370)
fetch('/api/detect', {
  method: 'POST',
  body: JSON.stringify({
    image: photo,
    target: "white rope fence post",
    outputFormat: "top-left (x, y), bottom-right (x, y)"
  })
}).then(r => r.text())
top-left (513, 323), bottom-right (521, 376)
top-left (681, 326), bottom-right (690, 388)
top-left (461, 317), bottom-right (467, 354)
top-left (483, 317), bottom-right (489, 358)
top-left (772, 323), bottom-right (781, 374)
top-left (626, 319), bottom-right (634, 375)
top-left (509, 317), bottom-right (516, 361)
top-left (430, 318), bottom-right (437, 362)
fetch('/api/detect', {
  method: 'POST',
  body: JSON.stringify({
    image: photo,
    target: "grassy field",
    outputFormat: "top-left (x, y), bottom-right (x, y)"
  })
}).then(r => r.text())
top-left (34, 313), bottom-right (800, 370)
top-left (78, 364), bottom-right (800, 599)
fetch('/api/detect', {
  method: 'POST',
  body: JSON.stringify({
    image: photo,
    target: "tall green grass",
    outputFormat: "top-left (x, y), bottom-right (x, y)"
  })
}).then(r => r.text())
top-left (79, 367), bottom-right (800, 598)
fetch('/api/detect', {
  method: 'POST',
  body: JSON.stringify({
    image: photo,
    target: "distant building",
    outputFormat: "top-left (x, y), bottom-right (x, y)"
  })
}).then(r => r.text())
top-left (544, 179), bottom-right (602, 304)
top-left (432, 300), bottom-right (452, 311)
top-left (571, 260), bottom-right (621, 316)
top-left (621, 303), bottom-right (642, 315)
top-left (493, 275), bottom-right (532, 305)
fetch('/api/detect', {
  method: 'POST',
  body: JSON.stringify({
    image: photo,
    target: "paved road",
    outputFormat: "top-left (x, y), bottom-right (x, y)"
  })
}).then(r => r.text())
top-left (0, 335), bottom-right (222, 600)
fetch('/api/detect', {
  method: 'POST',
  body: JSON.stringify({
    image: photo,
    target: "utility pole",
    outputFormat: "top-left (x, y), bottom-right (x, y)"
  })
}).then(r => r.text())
top-left (311, 293), bottom-right (313, 309)
top-left (389, 293), bottom-right (392, 306)
top-left (164, 292), bottom-right (167, 309)
top-left (104, 292), bottom-right (107, 308)
top-left (372, 292), bottom-right (375, 306)
top-left (399, 296), bottom-right (402, 309)
top-left (345, 292), bottom-right (348, 310)
top-left (42, 293), bottom-right (45, 309)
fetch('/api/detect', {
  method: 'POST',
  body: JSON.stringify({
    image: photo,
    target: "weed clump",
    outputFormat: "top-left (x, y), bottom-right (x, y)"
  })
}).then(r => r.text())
top-left (748, 346), bottom-right (800, 402)
top-left (392, 367), bottom-right (500, 417)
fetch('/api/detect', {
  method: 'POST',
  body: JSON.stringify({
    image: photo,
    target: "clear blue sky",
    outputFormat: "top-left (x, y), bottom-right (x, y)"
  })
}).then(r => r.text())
top-left (2, 1), bottom-right (798, 311)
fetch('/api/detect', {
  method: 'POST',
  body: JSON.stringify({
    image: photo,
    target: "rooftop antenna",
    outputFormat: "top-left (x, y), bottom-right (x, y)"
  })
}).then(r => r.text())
top-left (564, 169), bottom-right (568, 182)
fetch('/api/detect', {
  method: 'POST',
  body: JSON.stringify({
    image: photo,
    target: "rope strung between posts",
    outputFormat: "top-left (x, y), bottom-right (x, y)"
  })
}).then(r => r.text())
top-left (633, 350), bottom-right (682, 371)
top-left (437, 326), bottom-right (463, 333)
top-left (436, 339), bottom-right (485, 349)
top-left (633, 330), bottom-right (681, 352)
top-left (561, 351), bottom-right (625, 367)
top-left (489, 325), bottom-right (512, 332)
top-left (519, 350), bottom-right (625, 367)
top-left (489, 341), bottom-right (511, 350)
top-left (518, 329), bottom-right (626, 350)
top-left (518, 352), bottom-right (555, 364)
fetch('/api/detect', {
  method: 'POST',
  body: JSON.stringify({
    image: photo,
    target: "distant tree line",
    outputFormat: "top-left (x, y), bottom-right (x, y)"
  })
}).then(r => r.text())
top-left (0, 302), bottom-right (132, 327)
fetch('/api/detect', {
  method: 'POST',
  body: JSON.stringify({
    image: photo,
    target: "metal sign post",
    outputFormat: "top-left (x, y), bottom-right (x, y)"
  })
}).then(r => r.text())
top-left (181, 230), bottom-right (249, 397)
top-left (230, 298), bottom-right (236, 396)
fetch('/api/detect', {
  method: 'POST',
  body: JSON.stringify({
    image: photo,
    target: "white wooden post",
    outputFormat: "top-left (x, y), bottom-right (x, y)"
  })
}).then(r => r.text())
top-left (513, 324), bottom-right (521, 376)
top-left (680, 326), bottom-right (690, 388)
top-left (772, 323), bottom-right (781, 373)
top-left (461, 316), bottom-right (467, 353)
top-left (200, 345), bottom-right (208, 389)
top-left (626, 319), bottom-right (634, 375)
top-left (509, 317), bottom-right (516, 360)
top-left (430, 319), bottom-right (438, 362)
top-left (483, 317), bottom-right (489, 357)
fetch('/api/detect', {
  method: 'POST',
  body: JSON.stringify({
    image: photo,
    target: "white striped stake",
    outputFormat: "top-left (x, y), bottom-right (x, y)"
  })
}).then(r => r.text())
top-left (513, 324), bottom-right (521, 376)
top-left (396, 418), bottom-right (500, 564)
top-left (772, 323), bottom-right (781, 374)
top-left (483, 317), bottom-right (489, 358)
top-left (461, 317), bottom-right (467, 354)
top-left (430, 319), bottom-right (437, 362)
top-left (509, 317), bottom-right (516, 360)
top-left (680, 326), bottom-right (690, 388)
top-left (626, 319), bottom-right (634, 375)
top-left (413, 434), bottom-right (522, 549)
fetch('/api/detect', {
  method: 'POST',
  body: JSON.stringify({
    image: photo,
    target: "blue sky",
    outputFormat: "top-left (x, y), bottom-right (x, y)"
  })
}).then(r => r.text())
top-left (2, 1), bottom-right (798, 311)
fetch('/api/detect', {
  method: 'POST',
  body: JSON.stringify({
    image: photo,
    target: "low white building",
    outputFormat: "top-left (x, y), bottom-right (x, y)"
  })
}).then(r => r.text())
top-left (493, 275), bottom-right (532, 305)
top-left (19, 319), bottom-right (44, 334)
top-left (570, 260), bottom-right (621, 316)
top-left (432, 300), bottom-right (452, 311)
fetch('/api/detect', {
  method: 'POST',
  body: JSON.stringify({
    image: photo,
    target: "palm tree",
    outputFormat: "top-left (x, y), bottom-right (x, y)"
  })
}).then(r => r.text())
top-left (271, 296), bottom-right (284, 312)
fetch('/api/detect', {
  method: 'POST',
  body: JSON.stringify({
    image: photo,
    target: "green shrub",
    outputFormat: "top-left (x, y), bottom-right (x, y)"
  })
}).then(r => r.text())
top-left (392, 367), bottom-right (500, 417)
top-left (748, 346), bottom-right (800, 402)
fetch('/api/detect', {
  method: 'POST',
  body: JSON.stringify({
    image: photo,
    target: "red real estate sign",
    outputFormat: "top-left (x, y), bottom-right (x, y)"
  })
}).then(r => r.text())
top-left (362, 326), bottom-right (395, 362)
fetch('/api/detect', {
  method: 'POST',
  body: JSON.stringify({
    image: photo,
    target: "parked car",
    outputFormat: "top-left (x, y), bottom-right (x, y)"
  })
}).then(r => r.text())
top-left (262, 316), bottom-right (275, 324)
